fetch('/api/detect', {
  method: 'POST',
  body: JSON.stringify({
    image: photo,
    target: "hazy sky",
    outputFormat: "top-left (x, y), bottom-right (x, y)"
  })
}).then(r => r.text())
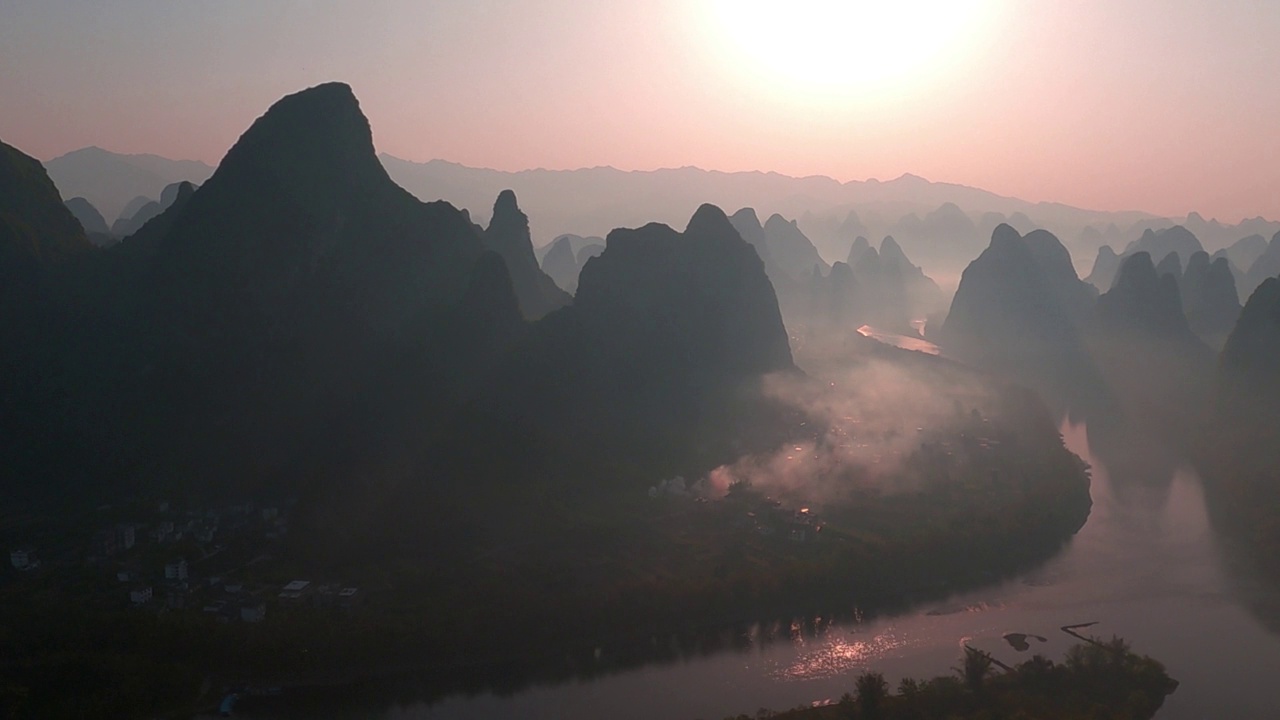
top-left (2, 0), bottom-right (1278, 222)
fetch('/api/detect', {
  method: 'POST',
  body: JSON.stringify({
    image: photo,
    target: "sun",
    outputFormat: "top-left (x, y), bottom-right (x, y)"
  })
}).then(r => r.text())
top-left (705, 0), bottom-right (999, 103)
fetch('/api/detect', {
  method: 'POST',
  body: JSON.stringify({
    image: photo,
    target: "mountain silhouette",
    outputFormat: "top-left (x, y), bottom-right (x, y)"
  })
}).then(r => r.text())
top-left (45, 146), bottom-right (213, 224)
top-left (2, 83), bottom-right (814, 505)
top-left (849, 236), bottom-right (945, 330)
top-left (576, 242), bottom-right (604, 266)
top-left (106, 82), bottom-right (525, 495)
top-left (814, 260), bottom-right (861, 328)
top-left (1211, 233), bottom-right (1267, 277)
top-left (938, 224), bottom-right (1104, 411)
top-left (1154, 251), bottom-right (1182, 279)
top-left (798, 208), bottom-right (872, 262)
top-left (1093, 252), bottom-right (1199, 344)
top-left (762, 213), bottom-right (829, 281)
top-left (1021, 229), bottom-right (1099, 324)
top-left (379, 155), bottom-right (1075, 264)
top-left (111, 199), bottom-right (163, 237)
top-left (1085, 245), bottom-right (1121, 290)
top-left (1, 139), bottom-right (99, 499)
top-left (1086, 251), bottom-right (1214, 440)
top-left (0, 139), bottom-right (92, 273)
top-left (540, 234), bottom-right (582, 293)
top-left (1123, 226), bottom-right (1203, 266)
top-left (1087, 226), bottom-right (1205, 292)
top-left (1180, 251), bottom-right (1241, 347)
top-left (148, 82), bottom-right (493, 330)
top-left (63, 196), bottom-right (109, 238)
top-left (919, 201), bottom-right (983, 268)
top-left (118, 195), bottom-right (154, 223)
top-left (1242, 231), bottom-right (1280, 300)
top-left (483, 190), bottom-right (571, 318)
top-left (729, 207), bottom-right (791, 285)
top-left (105, 180), bottom-right (198, 240)
top-left (846, 235), bottom-right (872, 266)
top-left (1221, 277), bottom-right (1280, 410)
top-left (838, 210), bottom-right (869, 245)
top-left (503, 204), bottom-right (793, 465)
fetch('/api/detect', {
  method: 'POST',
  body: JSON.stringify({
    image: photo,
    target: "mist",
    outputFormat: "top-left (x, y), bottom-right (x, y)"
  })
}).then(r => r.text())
top-left (7, 4), bottom-right (1280, 715)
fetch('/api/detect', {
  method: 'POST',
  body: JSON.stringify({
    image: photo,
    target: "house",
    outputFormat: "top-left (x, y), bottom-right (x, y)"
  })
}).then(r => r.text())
top-left (9, 547), bottom-right (36, 570)
top-left (337, 587), bottom-right (361, 610)
top-left (202, 600), bottom-right (228, 614)
top-left (164, 559), bottom-right (189, 581)
top-left (129, 586), bottom-right (153, 605)
top-left (278, 580), bottom-right (311, 601)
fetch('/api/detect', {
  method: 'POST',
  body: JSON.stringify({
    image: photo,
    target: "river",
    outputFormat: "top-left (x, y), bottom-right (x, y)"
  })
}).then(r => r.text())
top-left (244, 421), bottom-right (1280, 719)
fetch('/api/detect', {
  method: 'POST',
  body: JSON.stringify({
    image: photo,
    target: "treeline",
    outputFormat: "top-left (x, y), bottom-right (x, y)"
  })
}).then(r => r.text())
top-left (728, 638), bottom-right (1177, 720)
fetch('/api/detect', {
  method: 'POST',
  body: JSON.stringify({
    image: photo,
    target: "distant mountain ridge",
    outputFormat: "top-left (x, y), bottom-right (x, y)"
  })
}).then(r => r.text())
top-left (378, 155), bottom-right (1137, 247)
top-left (377, 155), bottom-right (1280, 291)
top-left (44, 146), bottom-right (213, 224)
top-left (45, 143), bottom-right (1277, 284)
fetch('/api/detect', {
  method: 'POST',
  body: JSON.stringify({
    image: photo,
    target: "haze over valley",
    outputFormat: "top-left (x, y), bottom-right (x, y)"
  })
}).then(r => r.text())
top-left (4, 3), bottom-right (1280, 719)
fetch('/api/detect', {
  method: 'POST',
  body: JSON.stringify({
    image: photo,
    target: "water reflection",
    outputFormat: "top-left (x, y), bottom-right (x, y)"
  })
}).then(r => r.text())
top-left (855, 325), bottom-right (941, 355)
top-left (771, 631), bottom-right (908, 681)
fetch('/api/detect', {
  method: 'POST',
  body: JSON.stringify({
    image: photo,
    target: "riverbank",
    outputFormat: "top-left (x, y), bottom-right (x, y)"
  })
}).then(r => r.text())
top-left (1, 345), bottom-right (1094, 719)
top-left (732, 636), bottom-right (1177, 720)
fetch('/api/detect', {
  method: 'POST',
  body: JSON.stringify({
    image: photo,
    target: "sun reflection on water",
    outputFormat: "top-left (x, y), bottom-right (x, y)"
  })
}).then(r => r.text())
top-left (770, 631), bottom-right (909, 680)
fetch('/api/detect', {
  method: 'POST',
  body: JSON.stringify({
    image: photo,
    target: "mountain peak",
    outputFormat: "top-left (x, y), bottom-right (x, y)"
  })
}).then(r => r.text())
top-left (0, 139), bottom-right (92, 267)
top-left (1095, 251), bottom-right (1199, 345)
top-left (209, 82), bottom-right (387, 208)
top-left (489, 189), bottom-right (526, 232)
top-left (731, 207), bottom-right (761, 228)
top-left (1114, 251), bottom-right (1157, 286)
top-left (236, 82), bottom-right (362, 141)
top-left (891, 172), bottom-right (929, 185)
top-left (686, 203), bottom-right (732, 236)
top-left (989, 223), bottom-right (1023, 252)
top-left (494, 188), bottom-right (519, 216)
top-left (483, 190), bottom-right (570, 319)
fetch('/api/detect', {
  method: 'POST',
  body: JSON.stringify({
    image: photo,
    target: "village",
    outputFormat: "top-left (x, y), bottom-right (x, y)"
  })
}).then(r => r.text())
top-left (3, 497), bottom-right (362, 626)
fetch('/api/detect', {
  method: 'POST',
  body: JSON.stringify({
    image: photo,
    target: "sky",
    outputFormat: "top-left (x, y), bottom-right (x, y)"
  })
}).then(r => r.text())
top-left (1, 0), bottom-right (1278, 223)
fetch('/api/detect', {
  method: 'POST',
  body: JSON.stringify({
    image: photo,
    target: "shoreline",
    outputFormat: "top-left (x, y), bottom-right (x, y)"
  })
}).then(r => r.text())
top-left (207, 507), bottom-right (1089, 716)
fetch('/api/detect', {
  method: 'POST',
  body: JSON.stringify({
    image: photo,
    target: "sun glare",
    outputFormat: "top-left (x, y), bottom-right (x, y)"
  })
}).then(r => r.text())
top-left (706, 0), bottom-right (999, 104)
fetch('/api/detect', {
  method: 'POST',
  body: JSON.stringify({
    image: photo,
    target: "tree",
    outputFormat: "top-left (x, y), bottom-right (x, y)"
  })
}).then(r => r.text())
top-left (957, 645), bottom-right (994, 693)
top-left (897, 676), bottom-right (921, 697)
top-left (855, 671), bottom-right (888, 718)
